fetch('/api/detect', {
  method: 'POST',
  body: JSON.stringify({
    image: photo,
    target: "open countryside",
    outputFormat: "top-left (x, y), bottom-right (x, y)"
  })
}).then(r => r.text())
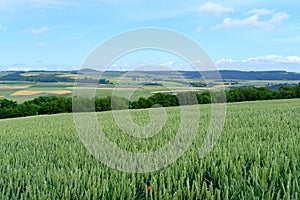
top-left (1, 0), bottom-right (300, 199)
top-left (1, 70), bottom-right (300, 102)
top-left (1, 99), bottom-right (300, 199)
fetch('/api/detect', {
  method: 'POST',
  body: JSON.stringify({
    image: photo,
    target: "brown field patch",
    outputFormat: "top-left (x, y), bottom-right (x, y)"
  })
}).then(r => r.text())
top-left (10, 90), bottom-right (72, 96)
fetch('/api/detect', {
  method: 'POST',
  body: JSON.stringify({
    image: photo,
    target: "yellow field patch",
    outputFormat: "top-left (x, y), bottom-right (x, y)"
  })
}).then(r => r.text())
top-left (0, 85), bottom-right (31, 89)
top-left (20, 73), bottom-right (39, 77)
top-left (10, 90), bottom-right (72, 96)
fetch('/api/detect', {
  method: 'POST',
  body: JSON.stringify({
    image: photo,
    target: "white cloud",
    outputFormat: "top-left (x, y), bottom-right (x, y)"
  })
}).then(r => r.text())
top-left (199, 2), bottom-right (234, 16)
top-left (215, 9), bottom-right (289, 31)
top-left (37, 42), bottom-right (45, 48)
top-left (24, 26), bottom-right (50, 34)
top-left (245, 55), bottom-right (300, 63)
top-left (7, 67), bottom-right (31, 71)
top-left (216, 55), bottom-right (300, 72)
top-left (269, 12), bottom-right (290, 24)
top-left (247, 8), bottom-right (274, 16)
top-left (2, 63), bottom-right (79, 71)
top-left (215, 58), bottom-right (236, 64)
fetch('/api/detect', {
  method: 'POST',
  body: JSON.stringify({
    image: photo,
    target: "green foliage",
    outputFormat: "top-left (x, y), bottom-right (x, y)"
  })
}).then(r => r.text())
top-left (0, 99), bottom-right (39, 119)
top-left (143, 82), bottom-right (163, 86)
top-left (278, 85), bottom-right (298, 99)
top-left (197, 91), bottom-right (211, 104)
top-left (93, 96), bottom-right (130, 111)
top-left (99, 79), bottom-right (111, 84)
top-left (148, 93), bottom-right (179, 107)
top-left (29, 96), bottom-right (72, 114)
top-left (189, 82), bottom-right (207, 87)
top-left (176, 92), bottom-right (198, 105)
top-left (0, 99), bottom-right (300, 199)
top-left (0, 99), bottom-right (18, 108)
top-left (15, 102), bottom-right (39, 117)
top-left (296, 83), bottom-right (300, 97)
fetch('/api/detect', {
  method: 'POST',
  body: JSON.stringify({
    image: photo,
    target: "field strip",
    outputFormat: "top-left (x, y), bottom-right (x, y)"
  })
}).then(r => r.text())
top-left (56, 74), bottom-right (78, 77)
top-left (152, 89), bottom-right (202, 93)
top-left (67, 87), bottom-right (140, 90)
top-left (0, 85), bottom-right (31, 89)
top-left (10, 90), bottom-right (72, 96)
top-left (70, 87), bottom-right (205, 90)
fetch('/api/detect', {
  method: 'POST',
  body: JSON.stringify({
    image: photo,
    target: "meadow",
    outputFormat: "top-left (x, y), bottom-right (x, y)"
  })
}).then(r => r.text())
top-left (0, 99), bottom-right (299, 199)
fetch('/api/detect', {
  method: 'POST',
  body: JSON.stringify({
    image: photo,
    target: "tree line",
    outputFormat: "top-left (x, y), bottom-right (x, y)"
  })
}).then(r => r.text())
top-left (1, 83), bottom-right (300, 120)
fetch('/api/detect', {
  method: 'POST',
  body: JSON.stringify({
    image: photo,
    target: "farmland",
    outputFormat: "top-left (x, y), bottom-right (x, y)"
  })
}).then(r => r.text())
top-left (0, 99), bottom-right (300, 199)
top-left (0, 70), bottom-right (300, 102)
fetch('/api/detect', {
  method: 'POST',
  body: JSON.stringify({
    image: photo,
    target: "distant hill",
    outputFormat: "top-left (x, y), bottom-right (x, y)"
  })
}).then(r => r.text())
top-left (76, 68), bottom-right (100, 74)
top-left (219, 70), bottom-right (300, 80)
top-left (0, 71), bottom-right (73, 82)
top-left (180, 70), bottom-right (300, 80)
top-left (105, 70), bottom-right (300, 80)
top-left (1, 70), bottom-right (300, 81)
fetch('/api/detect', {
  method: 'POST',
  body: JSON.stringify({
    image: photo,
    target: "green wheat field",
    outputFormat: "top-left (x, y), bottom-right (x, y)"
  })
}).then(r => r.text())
top-left (0, 99), bottom-right (300, 199)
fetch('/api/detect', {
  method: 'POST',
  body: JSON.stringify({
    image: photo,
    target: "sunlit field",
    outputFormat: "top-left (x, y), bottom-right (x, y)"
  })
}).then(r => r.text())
top-left (0, 99), bottom-right (299, 199)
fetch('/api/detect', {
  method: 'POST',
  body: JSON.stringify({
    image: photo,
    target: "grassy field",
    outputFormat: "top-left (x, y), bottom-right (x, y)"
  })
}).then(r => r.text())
top-left (0, 99), bottom-right (299, 199)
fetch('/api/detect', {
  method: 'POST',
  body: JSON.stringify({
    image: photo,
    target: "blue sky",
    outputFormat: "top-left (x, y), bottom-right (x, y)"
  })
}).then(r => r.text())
top-left (0, 0), bottom-right (300, 71)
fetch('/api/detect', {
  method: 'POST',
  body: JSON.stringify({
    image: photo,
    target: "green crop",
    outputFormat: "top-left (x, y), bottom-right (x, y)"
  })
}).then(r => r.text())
top-left (0, 99), bottom-right (299, 199)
